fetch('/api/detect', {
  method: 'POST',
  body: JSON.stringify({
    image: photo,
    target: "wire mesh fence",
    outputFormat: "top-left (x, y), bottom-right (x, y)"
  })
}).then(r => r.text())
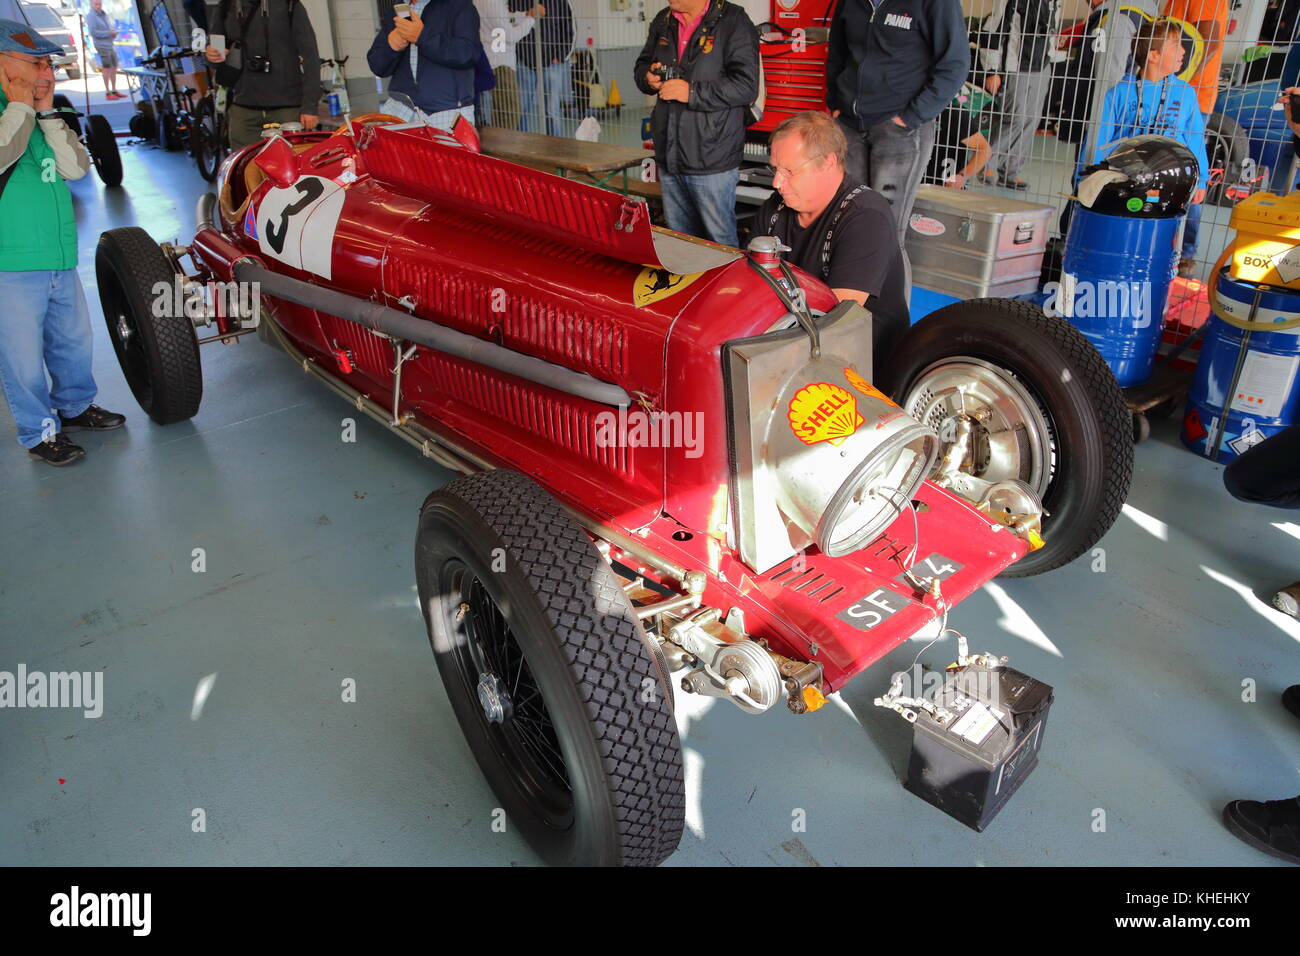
top-left (462, 0), bottom-right (1300, 285)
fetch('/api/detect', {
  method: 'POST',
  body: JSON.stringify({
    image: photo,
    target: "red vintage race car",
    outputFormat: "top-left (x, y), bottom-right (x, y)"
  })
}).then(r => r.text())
top-left (93, 112), bottom-right (1130, 866)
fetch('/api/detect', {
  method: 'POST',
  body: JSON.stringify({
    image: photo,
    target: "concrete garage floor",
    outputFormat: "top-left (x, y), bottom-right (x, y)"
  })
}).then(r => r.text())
top-left (0, 144), bottom-right (1296, 868)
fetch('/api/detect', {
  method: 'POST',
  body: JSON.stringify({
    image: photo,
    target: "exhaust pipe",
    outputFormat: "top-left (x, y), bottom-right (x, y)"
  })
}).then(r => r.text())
top-left (232, 260), bottom-right (632, 408)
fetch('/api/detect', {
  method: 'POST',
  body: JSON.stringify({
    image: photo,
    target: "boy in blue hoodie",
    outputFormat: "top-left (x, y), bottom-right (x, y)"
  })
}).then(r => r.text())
top-left (1079, 17), bottom-right (1208, 210)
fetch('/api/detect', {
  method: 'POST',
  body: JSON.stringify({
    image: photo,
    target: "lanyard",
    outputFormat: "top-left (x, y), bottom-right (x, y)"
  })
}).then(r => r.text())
top-left (1132, 76), bottom-right (1170, 136)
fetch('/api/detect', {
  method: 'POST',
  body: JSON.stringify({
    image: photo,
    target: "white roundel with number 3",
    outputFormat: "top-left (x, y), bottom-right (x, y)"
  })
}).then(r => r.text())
top-left (256, 175), bottom-right (346, 280)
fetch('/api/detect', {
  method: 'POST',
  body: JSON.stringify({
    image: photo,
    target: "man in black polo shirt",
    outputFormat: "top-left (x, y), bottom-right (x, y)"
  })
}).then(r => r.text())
top-left (754, 110), bottom-right (909, 368)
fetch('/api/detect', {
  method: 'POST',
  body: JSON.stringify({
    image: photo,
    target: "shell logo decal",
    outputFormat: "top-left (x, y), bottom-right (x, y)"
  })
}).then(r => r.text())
top-left (843, 366), bottom-right (898, 407)
top-left (633, 267), bottom-right (704, 307)
top-left (788, 382), bottom-right (864, 446)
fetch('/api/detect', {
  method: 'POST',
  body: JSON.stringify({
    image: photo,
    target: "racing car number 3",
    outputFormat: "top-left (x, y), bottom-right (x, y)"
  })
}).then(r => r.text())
top-left (256, 175), bottom-right (347, 280)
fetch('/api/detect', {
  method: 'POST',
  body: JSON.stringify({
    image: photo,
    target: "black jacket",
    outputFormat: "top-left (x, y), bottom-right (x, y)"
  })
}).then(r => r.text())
top-left (825, 0), bottom-right (967, 130)
top-left (512, 0), bottom-right (574, 69)
top-left (214, 0), bottom-right (322, 113)
top-left (634, 1), bottom-right (759, 176)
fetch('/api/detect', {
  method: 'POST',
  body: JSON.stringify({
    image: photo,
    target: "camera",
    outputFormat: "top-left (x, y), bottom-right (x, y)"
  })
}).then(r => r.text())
top-left (653, 64), bottom-right (681, 81)
top-left (246, 54), bottom-right (272, 74)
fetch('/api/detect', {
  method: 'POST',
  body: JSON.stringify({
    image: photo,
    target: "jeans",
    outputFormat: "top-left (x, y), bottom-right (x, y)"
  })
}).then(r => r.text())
top-left (987, 68), bottom-right (1050, 180)
top-left (660, 169), bottom-right (740, 247)
top-left (518, 60), bottom-right (570, 136)
top-left (0, 269), bottom-right (97, 448)
top-left (839, 116), bottom-right (935, 247)
top-left (1223, 424), bottom-right (1300, 508)
top-left (1182, 200), bottom-right (1202, 258)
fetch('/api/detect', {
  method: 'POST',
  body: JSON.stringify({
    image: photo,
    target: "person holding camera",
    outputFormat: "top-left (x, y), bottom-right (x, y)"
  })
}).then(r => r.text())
top-left (0, 20), bottom-right (125, 466)
top-left (368, 0), bottom-right (482, 131)
top-left (634, 0), bottom-right (759, 247)
top-left (204, 0), bottom-right (322, 150)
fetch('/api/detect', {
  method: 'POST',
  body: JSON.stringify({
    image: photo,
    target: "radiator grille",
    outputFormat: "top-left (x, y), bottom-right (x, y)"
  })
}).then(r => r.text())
top-left (385, 257), bottom-right (629, 378)
top-left (421, 351), bottom-right (634, 477)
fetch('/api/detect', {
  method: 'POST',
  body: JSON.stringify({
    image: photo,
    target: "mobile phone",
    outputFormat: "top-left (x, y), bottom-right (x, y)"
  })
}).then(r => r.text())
top-left (210, 34), bottom-right (226, 54)
top-left (1291, 94), bottom-right (1300, 125)
top-left (394, 3), bottom-right (411, 17)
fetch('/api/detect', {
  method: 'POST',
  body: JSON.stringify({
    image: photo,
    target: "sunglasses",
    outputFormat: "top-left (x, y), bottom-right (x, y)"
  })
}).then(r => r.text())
top-left (0, 52), bottom-right (55, 70)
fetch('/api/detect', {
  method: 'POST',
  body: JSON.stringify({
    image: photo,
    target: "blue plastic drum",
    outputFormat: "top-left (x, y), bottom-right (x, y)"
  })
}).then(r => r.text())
top-left (1059, 206), bottom-right (1180, 387)
top-left (1181, 272), bottom-right (1300, 462)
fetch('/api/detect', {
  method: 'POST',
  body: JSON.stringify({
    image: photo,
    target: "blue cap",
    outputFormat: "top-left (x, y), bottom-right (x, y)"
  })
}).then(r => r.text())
top-left (0, 18), bottom-right (66, 58)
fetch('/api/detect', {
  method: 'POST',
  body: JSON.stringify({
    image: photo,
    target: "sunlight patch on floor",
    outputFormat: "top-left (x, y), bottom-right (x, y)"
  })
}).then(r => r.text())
top-left (982, 582), bottom-right (1063, 657)
top-left (1200, 564), bottom-right (1300, 644)
top-left (1122, 503), bottom-right (1170, 542)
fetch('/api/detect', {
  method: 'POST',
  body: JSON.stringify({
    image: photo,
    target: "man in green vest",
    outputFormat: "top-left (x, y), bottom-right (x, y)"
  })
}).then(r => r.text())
top-left (0, 19), bottom-right (124, 466)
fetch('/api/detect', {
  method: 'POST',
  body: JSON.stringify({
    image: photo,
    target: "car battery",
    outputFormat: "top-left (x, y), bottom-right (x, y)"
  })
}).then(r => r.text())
top-left (904, 662), bottom-right (1053, 831)
top-left (905, 185), bottom-right (1055, 300)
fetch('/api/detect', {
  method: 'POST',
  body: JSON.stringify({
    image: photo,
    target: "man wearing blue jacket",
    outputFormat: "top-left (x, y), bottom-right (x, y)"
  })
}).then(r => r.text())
top-left (368, 0), bottom-right (481, 130)
top-left (1079, 18), bottom-right (1208, 207)
top-left (825, 0), bottom-right (968, 246)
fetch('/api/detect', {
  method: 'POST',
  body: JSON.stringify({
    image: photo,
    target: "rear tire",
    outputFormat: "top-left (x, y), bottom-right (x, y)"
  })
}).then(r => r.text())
top-left (86, 114), bottom-right (123, 187)
top-left (416, 470), bottom-right (685, 866)
top-left (95, 227), bottom-right (202, 424)
top-left (52, 94), bottom-right (82, 138)
top-left (880, 297), bottom-right (1134, 577)
top-left (192, 97), bottom-right (223, 182)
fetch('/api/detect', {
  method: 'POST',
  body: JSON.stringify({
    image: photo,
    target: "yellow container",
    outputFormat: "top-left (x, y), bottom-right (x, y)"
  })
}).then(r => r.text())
top-left (1226, 192), bottom-right (1300, 288)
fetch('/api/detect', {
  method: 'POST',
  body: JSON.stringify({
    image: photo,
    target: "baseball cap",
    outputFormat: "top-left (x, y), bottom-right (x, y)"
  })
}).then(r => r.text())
top-left (0, 18), bottom-right (66, 58)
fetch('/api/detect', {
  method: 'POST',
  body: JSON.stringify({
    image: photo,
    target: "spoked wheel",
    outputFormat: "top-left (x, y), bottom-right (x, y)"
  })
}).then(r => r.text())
top-left (416, 470), bottom-right (684, 866)
top-left (192, 98), bottom-right (224, 183)
top-left (86, 114), bottom-right (123, 187)
top-left (95, 227), bottom-right (203, 424)
top-left (880, 298), bottom-right (1134, 577)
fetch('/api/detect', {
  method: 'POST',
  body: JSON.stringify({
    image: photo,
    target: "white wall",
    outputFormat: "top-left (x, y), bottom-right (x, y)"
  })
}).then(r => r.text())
top-left (300, 0), bottom-right (336, 59)
top-left (329, 0), bottom-right (380, 70)
top-left (571, 0), bottom-right (649, 51)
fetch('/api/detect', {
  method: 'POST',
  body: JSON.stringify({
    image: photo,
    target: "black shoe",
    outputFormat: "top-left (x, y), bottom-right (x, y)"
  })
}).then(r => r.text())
top-left (27, 433), bottom-right (85, 466)
top-left (1000, 175), bottom-right (1030, 190)
top-left (1222, 797), bottom-right (1300, 864)
top-left (59, 404), bottom-right (125, 431)
top-left (1284, 685), bottom-right (1300, 721)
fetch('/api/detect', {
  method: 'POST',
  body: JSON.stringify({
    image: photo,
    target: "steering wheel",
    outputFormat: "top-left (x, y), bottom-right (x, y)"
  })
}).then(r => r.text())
top-left (329, 113), bottom-right (405, 139)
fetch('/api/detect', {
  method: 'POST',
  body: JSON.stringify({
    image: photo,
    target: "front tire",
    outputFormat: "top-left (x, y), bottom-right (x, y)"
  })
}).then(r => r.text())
top-left (880, 298), bottom-right (1134, 577)
top-left (95, 227), bottom-right (202, 424)
top-left (416, 470), bottom-right (685, 866)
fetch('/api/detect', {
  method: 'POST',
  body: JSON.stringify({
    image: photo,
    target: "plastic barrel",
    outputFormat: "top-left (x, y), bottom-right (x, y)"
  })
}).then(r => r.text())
top-left (1181, 272), bottom-right (1300, 462)
top-left (1058, 206), bottom-right (1180, 387)
top-left (910, 287), bottom-right (960, 322)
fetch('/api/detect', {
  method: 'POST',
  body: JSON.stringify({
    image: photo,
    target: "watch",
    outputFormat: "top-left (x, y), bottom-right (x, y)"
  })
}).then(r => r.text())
top-left (35, 109), bottom-right (66, 121)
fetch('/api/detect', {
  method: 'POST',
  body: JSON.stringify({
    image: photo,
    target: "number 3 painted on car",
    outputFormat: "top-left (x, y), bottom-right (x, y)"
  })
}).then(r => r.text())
top-left (266, 178), bottom-right (326, 254)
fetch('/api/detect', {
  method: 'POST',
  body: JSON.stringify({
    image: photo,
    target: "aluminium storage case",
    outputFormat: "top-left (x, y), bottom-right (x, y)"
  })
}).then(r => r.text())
top-left (905, 186), bottom-right (1055, 299)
